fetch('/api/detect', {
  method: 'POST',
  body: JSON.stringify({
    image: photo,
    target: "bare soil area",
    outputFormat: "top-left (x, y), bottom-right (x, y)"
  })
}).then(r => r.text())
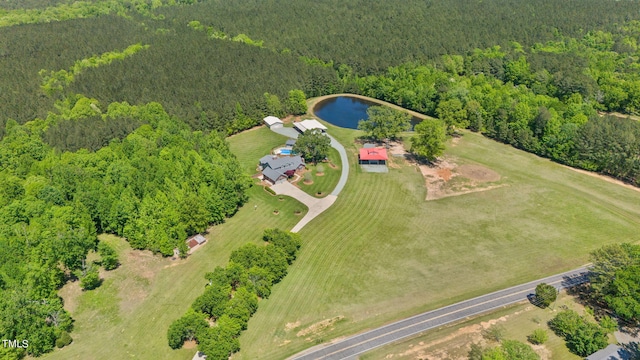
top-left (382, 140), bottom-right (504, 200)
top-left (419, 158), bottom-right (504, 201)
top-left (296, 316), bottom-right (345, 340)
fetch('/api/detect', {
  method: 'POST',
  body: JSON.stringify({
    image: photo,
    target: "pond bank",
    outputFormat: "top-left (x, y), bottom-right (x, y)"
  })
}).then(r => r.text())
top-left (307, 93), bottom-right (436, 121)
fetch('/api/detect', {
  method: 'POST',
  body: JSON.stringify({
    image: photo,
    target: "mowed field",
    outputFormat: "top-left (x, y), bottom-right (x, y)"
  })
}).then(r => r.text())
top-left (235, 125), bottom-right (640, 359)
top-left (45, 127), bottom-right (307, 360)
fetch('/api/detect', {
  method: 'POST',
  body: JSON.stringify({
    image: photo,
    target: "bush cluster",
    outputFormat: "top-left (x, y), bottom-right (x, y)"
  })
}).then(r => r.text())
top-left (167, 229), bottom-right (301, 359)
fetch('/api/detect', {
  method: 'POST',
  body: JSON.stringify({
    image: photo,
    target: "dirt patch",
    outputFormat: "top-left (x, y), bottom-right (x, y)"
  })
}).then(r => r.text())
top-left (303, 180), bottom-right (314, 185)
top-left (285, 321), bottom-right (301, 332)
top-left (436, 168), bottom-right (452, 181)
top-left (531, 344), bottom-right (551, 360)
top-left (315, 172), bottom-right (325, 177)
top-left (418, 157), bottom-right (504, 201)
top-left (281, 115), bottom-right (304, 124)
top-left (395, 314), bottom-right (514, 359)
top-left (457, 164), bottom-right (500, 183)
top-left (388, 141), bottom-right (409, 156)
top-left (183, 340), bottom-right (197, 349)
top-left (296, 316), bottom-right (344, 339)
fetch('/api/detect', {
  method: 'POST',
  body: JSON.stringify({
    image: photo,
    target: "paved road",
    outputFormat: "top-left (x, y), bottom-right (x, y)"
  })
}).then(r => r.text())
top-left (290, 266), bottom-right (590, 360)
top-left (327, 134), bottom-right (348, 196)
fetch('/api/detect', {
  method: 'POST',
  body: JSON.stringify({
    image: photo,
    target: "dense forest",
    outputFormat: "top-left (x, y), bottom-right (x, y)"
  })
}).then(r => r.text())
top-left (2, 0), bottom-right (640, 358)
top-left (0, 101), bottom-right (250, 357)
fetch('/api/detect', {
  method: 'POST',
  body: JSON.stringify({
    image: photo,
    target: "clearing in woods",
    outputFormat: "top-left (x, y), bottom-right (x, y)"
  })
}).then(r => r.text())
top-left (235, 125), bottom-right (640, 360)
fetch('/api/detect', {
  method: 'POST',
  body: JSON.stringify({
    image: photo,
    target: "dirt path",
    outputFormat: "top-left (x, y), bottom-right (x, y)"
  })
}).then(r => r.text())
top-left (307, 93), bottom-right (436, 121)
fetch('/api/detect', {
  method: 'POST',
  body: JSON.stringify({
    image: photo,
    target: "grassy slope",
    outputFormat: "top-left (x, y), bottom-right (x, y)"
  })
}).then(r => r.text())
top-left (236, 128), bottom-right (640, 359)
top-left (45, 126), bottom-right (307, 360)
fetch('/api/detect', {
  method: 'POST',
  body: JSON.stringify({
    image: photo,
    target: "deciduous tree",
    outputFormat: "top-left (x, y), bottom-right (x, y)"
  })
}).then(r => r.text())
top-left (293, 128), bottom-right (331, 163)
top-left (410, 119), bottom-right (446, 162)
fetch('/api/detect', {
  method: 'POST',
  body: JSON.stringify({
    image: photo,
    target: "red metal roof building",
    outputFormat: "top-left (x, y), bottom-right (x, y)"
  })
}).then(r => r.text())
top-left (359, 147), bottom-right (388, 164)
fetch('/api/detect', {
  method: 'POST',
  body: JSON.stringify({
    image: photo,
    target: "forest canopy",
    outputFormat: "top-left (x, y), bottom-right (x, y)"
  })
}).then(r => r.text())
top-left (0, 101), bottom-right (250, 357)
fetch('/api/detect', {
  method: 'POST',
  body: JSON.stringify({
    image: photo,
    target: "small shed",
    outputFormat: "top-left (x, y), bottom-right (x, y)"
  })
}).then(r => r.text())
top-left (293, 119), bottom-right (328, 133)
top-left (187, 234), bottom-right (207, 249)
top-left (263, 116), bottom-right (284, 129)
top-left (285, 139), bottom-right (297, 147)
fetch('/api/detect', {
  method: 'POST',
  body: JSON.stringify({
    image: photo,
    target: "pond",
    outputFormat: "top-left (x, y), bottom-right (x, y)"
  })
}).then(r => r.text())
top-left (313, 96), bottom-right (421, 130)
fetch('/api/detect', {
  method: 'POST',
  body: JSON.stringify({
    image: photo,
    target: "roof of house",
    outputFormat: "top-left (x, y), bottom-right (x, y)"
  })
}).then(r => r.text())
top-left (359, 147), bottom-right (389, 161)
top-left (187, 239), bottom-right (199, 248)
top-left (286, 139), bottom-right (297, 146)
top-left (262, 167), bottom-right (286, 182)
top-left (263, 116), bottom-right (283, 126)
top-left (294, 119), bottom-right (328, 132)
top-left (260, 155), bottom-right (276, 164)
top-left (263, 155), bottom-right (304, 171)
top-left (586, 344), bottom-right (632, 360)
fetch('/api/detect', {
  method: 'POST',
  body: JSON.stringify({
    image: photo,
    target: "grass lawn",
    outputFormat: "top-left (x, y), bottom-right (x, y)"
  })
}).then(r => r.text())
top-left (360, 292), bottom-right (589, 360)
top-left (44, 127), bottom-right (306, 360)
top-left (226, 125), bottom-right (288, 175)
top-left (235, 128), bottom-right (640, 359)
top-left (298, 147), bottom-right (342, 197)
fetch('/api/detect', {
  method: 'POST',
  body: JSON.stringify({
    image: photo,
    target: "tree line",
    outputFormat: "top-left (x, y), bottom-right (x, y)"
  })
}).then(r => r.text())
top-left (167, 229), bottom-right (301, 359)
top-left (0, 100), bottom-right (250, 358)
top-left (349, 26), bottom-right (640, 185)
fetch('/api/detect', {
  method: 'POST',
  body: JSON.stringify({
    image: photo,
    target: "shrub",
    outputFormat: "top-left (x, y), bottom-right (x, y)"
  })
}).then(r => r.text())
top-left (167, 310), bottom-right (209, 349)
top-left (55, 331), bottom-right (72, 348)
top-left (528, 329), bottom-right (548, 344)
top-left (534, 283), bottom-right (557, 308)
top-left (316, 164), bottom-right (325, 173)
top-left (599, 315), bottom-right (617, 333)
top-left (501, 340), bottom-right (540, 360)
top-left (549, 310), bottom-right (609, 356)
top-left (98, 242), bottom-right (119, 270)
top-left (80, 268), bottom-right (101, 290)
top-left (304, 172), bottom-right (313, 182)
top-left (265, 186), bottom-right (276, 195)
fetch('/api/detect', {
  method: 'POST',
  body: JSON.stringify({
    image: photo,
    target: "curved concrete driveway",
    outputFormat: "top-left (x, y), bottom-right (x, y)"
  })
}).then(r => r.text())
top-left (290, 266), bottom-right (590, 360)
top-left (269, 125), bottom-right (349, 232)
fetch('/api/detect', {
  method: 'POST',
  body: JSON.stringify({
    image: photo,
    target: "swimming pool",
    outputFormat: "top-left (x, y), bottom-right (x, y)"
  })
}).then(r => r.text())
top-left (280, 149), bottom-right (292, 155)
